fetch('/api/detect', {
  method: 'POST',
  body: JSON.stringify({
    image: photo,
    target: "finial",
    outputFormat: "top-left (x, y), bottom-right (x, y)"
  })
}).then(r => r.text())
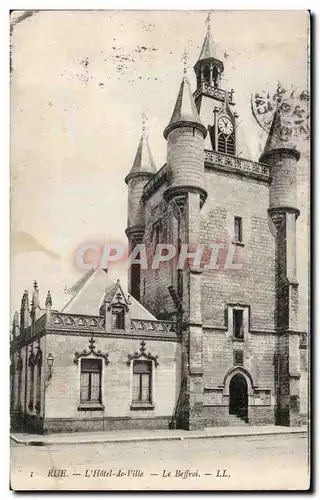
top-left (206, 11), bottom-right (213, 34)
top-left (45, 290), bottom-right (52, 307)
top-left (181, 48), bottom-right (188, 75)
top-left (141, 111), bottom-right (148, 137)
top-left (33, 280), bottom-right (38, 290)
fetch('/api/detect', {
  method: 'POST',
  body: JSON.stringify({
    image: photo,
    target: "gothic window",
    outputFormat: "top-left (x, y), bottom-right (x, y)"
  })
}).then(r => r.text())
top-left (226, 134), bottom-right (235, 155)
top-left (233, 310), bottom-right (244, 339)
top-left (132, 360), bottom-right (152, 404)
top-left (234, 216), bottom-right (243, 243)
top-left (218, 132), bottom-right (235, 155)
top-left (80, 358), bottom-right (102, 404)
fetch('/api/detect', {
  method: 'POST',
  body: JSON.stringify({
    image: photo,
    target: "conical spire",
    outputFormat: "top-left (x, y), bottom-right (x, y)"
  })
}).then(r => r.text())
top-left (259, 106), bottom-right (300, 162)
top-left (163, 73), bottom-right (207, 139)
top-left (194, 12), bottom-right (224, 78)
top-left (197, 12), bottom-right (216, 62)
top-left (125, 113), bottom-right (156, 184)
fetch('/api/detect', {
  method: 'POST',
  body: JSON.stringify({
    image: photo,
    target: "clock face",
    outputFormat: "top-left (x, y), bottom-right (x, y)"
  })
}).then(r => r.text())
top-left (218, 116), bottom-right (234, 135)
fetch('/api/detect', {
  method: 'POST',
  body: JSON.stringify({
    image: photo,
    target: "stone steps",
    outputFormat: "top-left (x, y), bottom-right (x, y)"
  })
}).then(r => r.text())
top-left (227, 414), bottom-right (249, 426)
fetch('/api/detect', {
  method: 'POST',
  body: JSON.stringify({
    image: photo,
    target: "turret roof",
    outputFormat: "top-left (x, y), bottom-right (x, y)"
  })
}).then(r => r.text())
top-left (163, 76), bottom-right (206, 139)
top-left (125, 120), bottom-right (156, 184)
top-left (259, 106), bottom-right (300, 162)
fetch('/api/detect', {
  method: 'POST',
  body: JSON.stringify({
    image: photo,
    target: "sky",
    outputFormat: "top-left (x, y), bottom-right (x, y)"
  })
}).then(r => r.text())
top-left (10, 10), bottom-right (309, 327)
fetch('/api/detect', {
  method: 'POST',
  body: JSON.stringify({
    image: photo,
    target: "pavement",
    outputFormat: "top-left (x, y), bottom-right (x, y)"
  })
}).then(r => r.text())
top-left (11, 424), bottom-right (308, 446)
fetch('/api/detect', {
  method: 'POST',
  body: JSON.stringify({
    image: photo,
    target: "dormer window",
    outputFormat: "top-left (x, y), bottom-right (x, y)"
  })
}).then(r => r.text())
top-left (112, 310), bottom-right (125, 330)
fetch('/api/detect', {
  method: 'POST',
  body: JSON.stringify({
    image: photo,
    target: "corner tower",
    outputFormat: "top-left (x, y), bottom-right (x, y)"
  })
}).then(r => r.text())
top-left (259, 107), bottom-right (301, 426)
top-left (163, 59), bottom-right (207, 430)
top-left (125, 115), bottom-right (156, 301)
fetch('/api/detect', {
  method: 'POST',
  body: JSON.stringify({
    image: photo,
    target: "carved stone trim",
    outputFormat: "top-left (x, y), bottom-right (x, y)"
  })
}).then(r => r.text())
top-left (73, 336), bottom-right (109, 365)
top-left (205, 149), bottom-right (270, 182)
top-left (126, 340), bottom-right (159, 367)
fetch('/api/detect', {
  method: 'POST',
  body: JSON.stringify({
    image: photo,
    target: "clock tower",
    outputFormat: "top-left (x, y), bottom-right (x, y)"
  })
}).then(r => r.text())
top-left (193, 15), bottom-right (237, 154)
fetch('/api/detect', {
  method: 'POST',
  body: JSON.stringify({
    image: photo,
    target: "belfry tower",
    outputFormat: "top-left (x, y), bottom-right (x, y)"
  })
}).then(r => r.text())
top-left (193, 13), bottom-right (238, 152)
top-left (259, 106), bottom-right (301, 426)
top-left (125, 115), bottom-right (156, 301)
top-left (163, 54), bottom-right (207, 429)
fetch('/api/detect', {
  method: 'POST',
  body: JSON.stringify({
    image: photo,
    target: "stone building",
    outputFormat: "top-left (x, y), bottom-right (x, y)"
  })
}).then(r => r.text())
top-left (10, 24), bottom-right (308, 433)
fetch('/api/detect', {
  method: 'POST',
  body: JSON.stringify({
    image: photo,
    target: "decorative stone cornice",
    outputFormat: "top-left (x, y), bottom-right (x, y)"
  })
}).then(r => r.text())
top-left (126, 340), bottom-right (159, 367)
top-left (125, 225), bottom-right (145, 242)
top-left (193, 84), bottom-right (233, 105)
top-left (73, 336), bottom-right (109, 365)
top-left (268, 206), bottom-right (300, 221)
top-left (164, 185), bottom-right (207, 209)
top-left (141, 164), bottom-right (168, 203)
top-left (205, 149), bottom-right (270, 183)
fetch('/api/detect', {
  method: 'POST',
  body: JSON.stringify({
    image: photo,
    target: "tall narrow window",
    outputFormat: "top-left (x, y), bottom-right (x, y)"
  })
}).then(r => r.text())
top-left (131, 245), bottom-right (141, 301)
top-left (10, 361), bottom-right (15, 411)
top-left (35, 349), bottom-right (42, 413)
top-left (17, 355), bottom-right (23, 410)
top-left (234, 216), bottom-right (243, 243)
top-left (233, 310), bottom-right (244, 339)
top-left (132, 360), bottom-right (152, 403)
top-left (28, 351), bottom-right (35, 411)
top-left (153, 221), bottom-right (162, 255)
top-left (112, 310), bottom-right (125, 330)
top-left (80, 358), bottom-right (102, 404)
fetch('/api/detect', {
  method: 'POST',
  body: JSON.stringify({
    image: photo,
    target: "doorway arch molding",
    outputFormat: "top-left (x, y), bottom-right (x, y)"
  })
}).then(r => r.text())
top-left (222, 366), bottom-right (256, 396)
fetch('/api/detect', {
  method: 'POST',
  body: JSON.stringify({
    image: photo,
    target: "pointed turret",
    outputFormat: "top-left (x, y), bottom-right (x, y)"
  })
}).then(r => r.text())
top-left (163, 54), bottom-right (207, 207)
top-left (259, 106), bottom-right (300, 212)
top-left (125, 114), bottom-right (156, 184)
top-left (259, 106), bottom-right (300, 162)
top-left (259, 106), bottom-right (301, 428)
top-left (125, 114), bottom-right (156, 301)
top-left (163, 75), bottom-right (207, 139)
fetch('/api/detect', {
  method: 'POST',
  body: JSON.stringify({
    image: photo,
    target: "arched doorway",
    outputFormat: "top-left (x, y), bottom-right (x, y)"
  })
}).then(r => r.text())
top-left (229, 373), bottom-right (248, 421)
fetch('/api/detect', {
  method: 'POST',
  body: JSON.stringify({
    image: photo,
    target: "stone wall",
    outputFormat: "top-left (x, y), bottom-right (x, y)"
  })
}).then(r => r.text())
top-left (43, 334), bottom-right (181, 429)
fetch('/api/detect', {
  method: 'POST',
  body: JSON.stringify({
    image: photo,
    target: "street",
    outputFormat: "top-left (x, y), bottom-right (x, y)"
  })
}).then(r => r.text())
top-left (11, 433), bottom-right (309, 491)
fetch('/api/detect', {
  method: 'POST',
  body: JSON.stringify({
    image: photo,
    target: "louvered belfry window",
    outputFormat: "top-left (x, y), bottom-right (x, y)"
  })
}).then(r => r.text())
top-left (217, 132), bottom-right (235, 155)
